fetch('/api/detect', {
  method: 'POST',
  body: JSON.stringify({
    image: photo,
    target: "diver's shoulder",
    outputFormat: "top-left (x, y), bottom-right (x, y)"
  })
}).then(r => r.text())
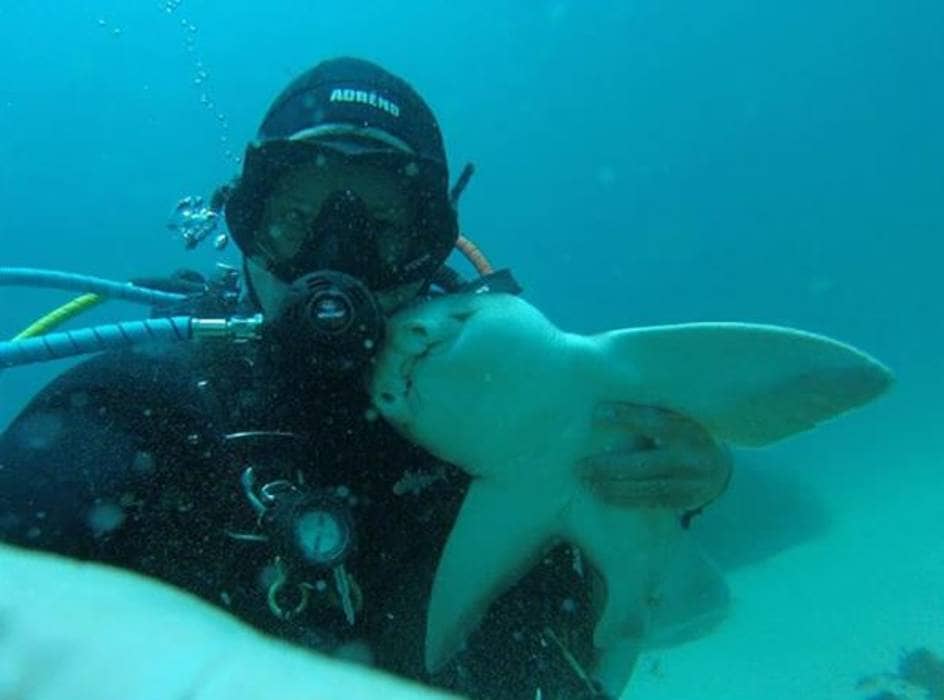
top-left (60, 343), bottom-right (200, 389)
top-left (12, 344), bottom-right (204, 419)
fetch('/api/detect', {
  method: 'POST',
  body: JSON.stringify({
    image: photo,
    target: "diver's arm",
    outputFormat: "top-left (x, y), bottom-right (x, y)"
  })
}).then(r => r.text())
top-left (0, 541), bottom-right (455, 700)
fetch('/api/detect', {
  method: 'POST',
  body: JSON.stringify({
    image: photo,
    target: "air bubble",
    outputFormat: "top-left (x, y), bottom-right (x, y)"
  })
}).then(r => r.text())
top-left (132, 451), bottom-right (155, 474)
top-left (160, 4), bottom-right (233, 166)
top-left (88, 502), bottom-right (126, 537)
top-left (14, 411), bottom-right (63, 450)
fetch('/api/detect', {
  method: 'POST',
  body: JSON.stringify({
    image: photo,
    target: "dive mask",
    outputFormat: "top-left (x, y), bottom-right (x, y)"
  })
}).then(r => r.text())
top-left (225, 139), bottom-right (458, 291)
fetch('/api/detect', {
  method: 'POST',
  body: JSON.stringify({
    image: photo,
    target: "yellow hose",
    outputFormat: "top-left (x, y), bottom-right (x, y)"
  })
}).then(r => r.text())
top-left (13, 294), bottom-right (105, 340)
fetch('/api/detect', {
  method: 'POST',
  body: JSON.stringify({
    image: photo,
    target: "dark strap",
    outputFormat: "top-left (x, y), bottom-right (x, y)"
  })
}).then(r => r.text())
top-left (456, 268), bottom-right (523, 295)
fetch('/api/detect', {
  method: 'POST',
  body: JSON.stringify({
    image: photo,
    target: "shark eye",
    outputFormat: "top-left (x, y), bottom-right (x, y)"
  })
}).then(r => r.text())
top-left (380, 391), bottom-right (396, 404)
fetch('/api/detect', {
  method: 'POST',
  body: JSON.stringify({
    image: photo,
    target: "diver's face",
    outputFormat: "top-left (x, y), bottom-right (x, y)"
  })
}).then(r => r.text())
top-left (253, 158), bottom-right (425, 291)
top-left (246, 158), bottom-right (428, 317)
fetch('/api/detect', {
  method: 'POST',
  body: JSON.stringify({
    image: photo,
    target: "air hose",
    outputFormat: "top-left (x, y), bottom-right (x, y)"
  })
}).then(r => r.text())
top-left (0, 268), bottom-right (190, 307)
top-left (0, 315), bottom-right (262, 369)
top-left (1, 317), bottom-right (192, 367)
top-left (0, 267), bottom-right (260, 369)
top-left (0, 241), bottom-right (498, 370)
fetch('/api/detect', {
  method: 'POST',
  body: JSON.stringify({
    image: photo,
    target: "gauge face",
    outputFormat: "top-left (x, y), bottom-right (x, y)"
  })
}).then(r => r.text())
top-left (294, 508), bottom-right (350, 566)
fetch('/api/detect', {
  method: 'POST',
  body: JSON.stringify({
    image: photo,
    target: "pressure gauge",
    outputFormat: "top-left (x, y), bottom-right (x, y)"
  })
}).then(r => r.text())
top-left (292, 495), bottom-right (354, 568)
top-left (293, 504), bottom-right (353, 568)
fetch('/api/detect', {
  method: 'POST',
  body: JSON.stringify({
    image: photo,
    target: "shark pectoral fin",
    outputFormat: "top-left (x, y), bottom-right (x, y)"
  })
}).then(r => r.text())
top-left (595, 323), bottom-right (893, 446)
top-left (592, 638), bottom-right (642, 699)
top-left (566, 497), bottom-right (683, 650)
top-left (587, 539), bottom-right (729, 700)
top-left (646, 536), bottom-right (729, 647)
top-left (425, 477), bottom-right (563, 673)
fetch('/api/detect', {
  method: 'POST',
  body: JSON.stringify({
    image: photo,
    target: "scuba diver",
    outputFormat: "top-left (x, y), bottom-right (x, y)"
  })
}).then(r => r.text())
top-left (0, 57), bottom-right (726, 699)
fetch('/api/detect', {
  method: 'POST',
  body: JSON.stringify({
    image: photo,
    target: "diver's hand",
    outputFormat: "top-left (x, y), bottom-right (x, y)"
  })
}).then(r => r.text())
top-left (0, 543), bottom-right (455, 700)
top-left (577, 401), bottom-right (733, 512)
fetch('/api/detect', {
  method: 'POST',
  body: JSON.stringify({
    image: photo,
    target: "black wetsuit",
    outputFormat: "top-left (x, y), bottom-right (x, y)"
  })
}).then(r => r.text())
top-left (0, 317), bottom-right (608, 699)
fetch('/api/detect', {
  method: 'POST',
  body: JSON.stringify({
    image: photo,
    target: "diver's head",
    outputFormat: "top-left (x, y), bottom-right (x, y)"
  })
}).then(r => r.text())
top-left (225, 57), bottom-right (458, 317)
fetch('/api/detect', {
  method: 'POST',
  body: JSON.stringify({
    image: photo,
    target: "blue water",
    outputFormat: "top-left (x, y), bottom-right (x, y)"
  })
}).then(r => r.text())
top-left (1, 1), bottom-right (941, 697)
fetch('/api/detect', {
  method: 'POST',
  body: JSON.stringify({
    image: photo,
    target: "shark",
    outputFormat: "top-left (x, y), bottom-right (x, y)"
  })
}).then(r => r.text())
top-left (369, 291), bottom-right (893, 693)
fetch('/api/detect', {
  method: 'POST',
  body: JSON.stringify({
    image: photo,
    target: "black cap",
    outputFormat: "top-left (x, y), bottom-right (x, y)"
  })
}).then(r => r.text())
top-left (257, 56), bottom-right (448, 166)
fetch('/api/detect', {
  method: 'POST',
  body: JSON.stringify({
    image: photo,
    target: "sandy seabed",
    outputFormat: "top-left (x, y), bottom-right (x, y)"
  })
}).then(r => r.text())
top-left (625, 413), bottom-right (944, 700)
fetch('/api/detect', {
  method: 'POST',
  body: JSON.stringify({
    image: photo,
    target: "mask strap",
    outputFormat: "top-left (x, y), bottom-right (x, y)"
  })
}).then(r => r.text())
top-left (449, 162), bottom-right (475, 208)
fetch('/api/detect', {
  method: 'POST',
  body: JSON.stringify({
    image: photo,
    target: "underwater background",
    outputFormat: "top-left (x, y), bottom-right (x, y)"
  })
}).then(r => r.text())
top-left (1, 1), bottom-right (941, 698)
